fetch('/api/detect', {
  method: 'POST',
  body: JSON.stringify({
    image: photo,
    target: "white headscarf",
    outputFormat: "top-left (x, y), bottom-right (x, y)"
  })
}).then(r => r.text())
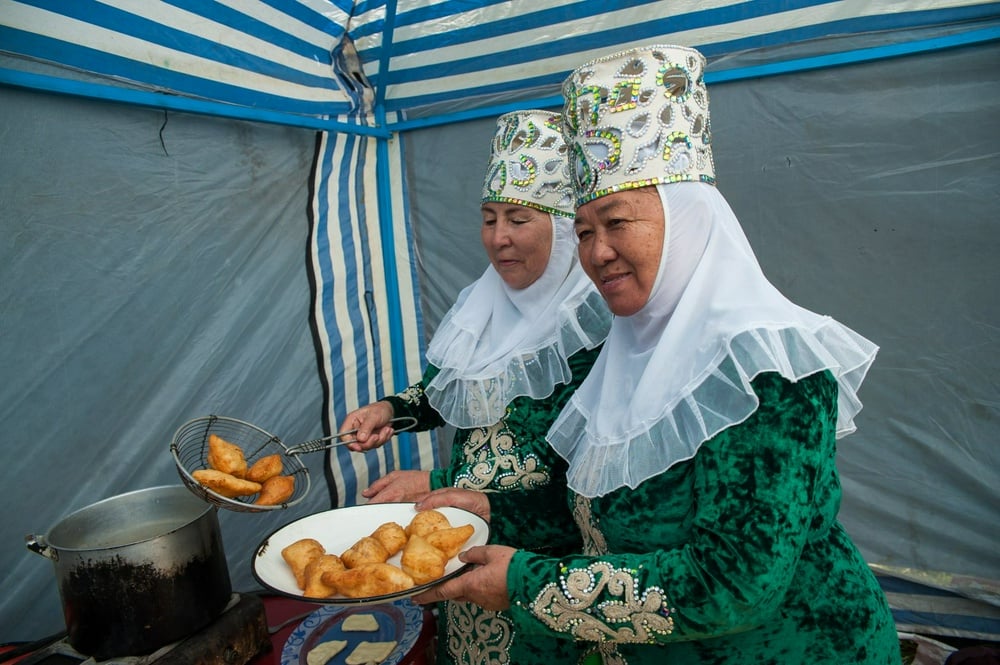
top-left (547, 182), bottom-right (879, 498)
top-left (425, 213), bottom-right (611, 429)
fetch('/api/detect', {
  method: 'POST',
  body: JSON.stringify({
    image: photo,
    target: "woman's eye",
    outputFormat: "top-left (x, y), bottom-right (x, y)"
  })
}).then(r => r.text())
top-left (482, 218), bottom-right (496, 226)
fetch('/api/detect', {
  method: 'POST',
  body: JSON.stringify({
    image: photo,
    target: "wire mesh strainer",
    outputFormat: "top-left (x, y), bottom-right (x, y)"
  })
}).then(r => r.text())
top-left (171, 414), bottom-right (416, 512)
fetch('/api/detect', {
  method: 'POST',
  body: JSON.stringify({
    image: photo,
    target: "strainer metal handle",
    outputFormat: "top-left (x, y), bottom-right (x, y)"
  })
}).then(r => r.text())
top-left (284, 416), bottom-right (418, 456)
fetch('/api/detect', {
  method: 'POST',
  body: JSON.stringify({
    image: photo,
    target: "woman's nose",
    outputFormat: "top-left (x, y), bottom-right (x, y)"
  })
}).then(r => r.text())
top-left (490, 222), bottom-right (512, 247)
top-left (589, 234), bottom-right (616, 265)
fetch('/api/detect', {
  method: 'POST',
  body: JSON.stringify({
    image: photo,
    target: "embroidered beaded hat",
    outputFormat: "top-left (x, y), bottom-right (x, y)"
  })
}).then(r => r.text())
top-left (423, 111), bottom-right (611, 429)
top-left (481, 110), bottom-right (576, 216)
top-left (561, 44), bottom-right (715, 207)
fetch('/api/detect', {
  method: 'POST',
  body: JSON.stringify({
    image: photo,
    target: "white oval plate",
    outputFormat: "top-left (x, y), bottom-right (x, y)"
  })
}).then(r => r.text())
top-left (252, 502), bottom-right (489, 605)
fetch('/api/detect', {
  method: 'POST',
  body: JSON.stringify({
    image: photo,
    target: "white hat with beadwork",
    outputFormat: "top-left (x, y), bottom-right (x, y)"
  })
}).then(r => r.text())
top-left (561, 44), bottom-right (716, 206)
top-left (482, 110), bottom-right (576, 216)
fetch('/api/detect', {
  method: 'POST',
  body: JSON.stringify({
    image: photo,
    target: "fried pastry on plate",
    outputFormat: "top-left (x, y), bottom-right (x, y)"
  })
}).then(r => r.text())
top-left (206, 434), bottom-right (248, 478)
top-left (370, 521), bottom-right (407, 556)
top-left (303, 554), bottom-right (346, 598)
top-left (400, 534), bottom-right (448, 585)
top-left (404, 509), bottom-right (451, 538)
top-left (324, 562), bottom-right (415, 598)
top-left (341, 536), bottom-right (391, 569)
top-left (254, 474), bottom-right (295, 506)
top-left (282, 538), bottom-right (326, 590)
top-left (425, 524), bottom-right (475, 559)
top-left (246, 453), bottom-right (283, 482)
top-left (192, 468), bottom-right (261, 498)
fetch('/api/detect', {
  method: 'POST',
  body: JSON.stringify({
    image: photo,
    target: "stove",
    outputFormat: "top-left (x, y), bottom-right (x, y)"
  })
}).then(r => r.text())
top-left (11, 593), bottom-right (270, 665)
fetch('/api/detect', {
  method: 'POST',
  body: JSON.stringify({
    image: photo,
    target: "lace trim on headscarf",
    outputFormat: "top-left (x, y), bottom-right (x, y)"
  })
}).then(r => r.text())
top-left (547, 318), bottom-right (877, 498)
top-left (425, 287), bottom-right (609, 428)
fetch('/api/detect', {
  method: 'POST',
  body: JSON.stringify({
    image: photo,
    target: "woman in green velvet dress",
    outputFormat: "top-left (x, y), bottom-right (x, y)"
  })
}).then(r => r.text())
top-left (339, 110), bottom-right (610, 665)
top-left (413, 45), bottom-right (901, 664)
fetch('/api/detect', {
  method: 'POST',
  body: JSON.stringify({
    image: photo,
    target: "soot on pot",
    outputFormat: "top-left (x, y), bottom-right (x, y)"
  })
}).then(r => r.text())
top-left (61, 542), bottom-right (230, 659)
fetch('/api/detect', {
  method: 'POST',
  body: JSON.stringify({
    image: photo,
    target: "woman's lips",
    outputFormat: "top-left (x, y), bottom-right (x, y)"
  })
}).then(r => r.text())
top-left (600, 271), bottom-right (630, 290)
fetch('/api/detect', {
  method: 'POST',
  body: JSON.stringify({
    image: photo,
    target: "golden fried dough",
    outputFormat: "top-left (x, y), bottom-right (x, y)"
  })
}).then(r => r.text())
top-left (341, 536), bottom-right (391, 569)
top-left (404, 509), bottom-right (451, 538)
top-left (254, 474), bottom-right (295, 506)
top-left (425, 524), bottom-right (475, 559)
top-left (400, 534), bottom-right (448, 585)
top-left (246, 454), bottom-right (283, 483)
top-left (192, 468), bottom-right (262, 498)
top-left (281, 538), bottom-right (326, 590)
top-left (370, 522), bottom-right (407, 557)
top-left (207, 434), bottom-right (247, 478)
top-left (303, 554), bottom-right (346, 598)
top-left (324, 563), bottom-right (415, 598)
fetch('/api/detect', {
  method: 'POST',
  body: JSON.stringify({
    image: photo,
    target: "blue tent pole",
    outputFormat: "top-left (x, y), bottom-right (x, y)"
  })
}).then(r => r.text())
top-left (371, 0), bottom-right (413, 469)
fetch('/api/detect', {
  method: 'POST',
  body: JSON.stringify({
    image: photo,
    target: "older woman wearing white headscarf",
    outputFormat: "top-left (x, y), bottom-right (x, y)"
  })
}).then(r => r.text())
top-left (413, 45), bottom-right (900, 665)
top-left (340, 110), bottom-right (611, 665)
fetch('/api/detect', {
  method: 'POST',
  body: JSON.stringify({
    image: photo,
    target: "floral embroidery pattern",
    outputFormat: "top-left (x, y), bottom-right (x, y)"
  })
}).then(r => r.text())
top-left (593, 644), bottom-right (628, 665)
top-left (397, 384), bottom-right (424, 405)
top-left (530, 561), bottom-right (674, 643)
top-left (453, 419), bottom-right (549, 491)
top-left (573, 494), bottom-right (609, 556)
top-left (445, 600), bottom-right (513, 665)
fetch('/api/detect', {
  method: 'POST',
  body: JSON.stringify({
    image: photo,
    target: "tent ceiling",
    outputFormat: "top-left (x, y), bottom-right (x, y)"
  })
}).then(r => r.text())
top-left (2, 0), bottom-right (999, 125)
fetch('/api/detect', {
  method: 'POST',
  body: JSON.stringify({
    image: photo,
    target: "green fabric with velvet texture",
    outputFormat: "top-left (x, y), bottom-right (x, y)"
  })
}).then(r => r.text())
top-left (506, 370), bottom-right (900, 665)
top-left (383, 346), bottom-right (600, 665)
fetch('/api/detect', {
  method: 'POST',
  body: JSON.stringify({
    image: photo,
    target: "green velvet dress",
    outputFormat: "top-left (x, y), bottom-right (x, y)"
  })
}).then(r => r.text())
top-left (383, 347), bottom-right (600, 665)
top-left (498, 371), bottom-right (900, 665)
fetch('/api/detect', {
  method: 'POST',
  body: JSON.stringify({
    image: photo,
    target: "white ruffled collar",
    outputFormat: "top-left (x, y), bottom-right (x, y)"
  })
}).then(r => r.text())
top-left (547, 183), bottom-right (878, 497)
top-left (425, 214), bottom-right (611, 428)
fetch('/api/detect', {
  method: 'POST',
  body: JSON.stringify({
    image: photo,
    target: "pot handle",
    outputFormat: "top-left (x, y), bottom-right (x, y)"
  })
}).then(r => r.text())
top-left (25, 534), bottom-right (58, 561)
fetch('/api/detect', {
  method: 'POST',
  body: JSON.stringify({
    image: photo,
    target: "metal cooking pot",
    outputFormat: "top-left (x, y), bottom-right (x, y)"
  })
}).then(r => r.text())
top-left (26, 485), bottom-right (232, 659)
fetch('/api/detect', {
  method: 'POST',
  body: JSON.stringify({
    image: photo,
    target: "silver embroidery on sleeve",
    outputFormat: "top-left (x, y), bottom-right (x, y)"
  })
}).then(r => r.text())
top-left (530, 561), bottom-right (675, 643)
top-left (574, 494), bottom-right (608, 556)
top-left (453, 419), bottom-right (550, 491)
top-left (446, 600), bottom-right (513, 665)
top-left (593, 644), bottom-right (628, 665)
top-left (397, 383), bottom-right (424, 405)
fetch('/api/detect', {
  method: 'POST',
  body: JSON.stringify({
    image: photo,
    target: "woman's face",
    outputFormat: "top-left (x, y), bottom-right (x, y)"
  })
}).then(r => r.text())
top-left (481, 202), bottom-right (553, 290)
top-left (574, 188), bottom-right (664, 316)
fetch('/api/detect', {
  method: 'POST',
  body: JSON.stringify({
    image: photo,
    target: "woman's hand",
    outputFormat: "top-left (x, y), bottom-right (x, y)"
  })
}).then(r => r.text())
top-left (411, 544), bottom-right (515, 611)
top-left (363, 470), bottom-right (432, 503)
top-left (338, 401), bottom-right (396, 451)
top-left (416, 487), bottom-right (491, 522)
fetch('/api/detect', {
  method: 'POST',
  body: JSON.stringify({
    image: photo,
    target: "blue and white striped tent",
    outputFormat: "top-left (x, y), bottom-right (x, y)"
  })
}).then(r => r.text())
top-left (2, 0), bottom-right (998, 647)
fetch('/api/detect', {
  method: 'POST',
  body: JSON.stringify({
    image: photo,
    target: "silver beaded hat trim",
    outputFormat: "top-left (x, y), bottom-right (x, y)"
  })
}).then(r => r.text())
top-left (482, 110), bottom-right (576, 217)
top-left (561, 44), bottom-right (716, 207)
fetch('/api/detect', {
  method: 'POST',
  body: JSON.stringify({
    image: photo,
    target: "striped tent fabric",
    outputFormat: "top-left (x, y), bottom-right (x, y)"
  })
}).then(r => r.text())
top-left (308, 110), bottom-right (437, 506)
top-left (0, 0), bottom-right (358, 117)
top-left (348, 0), bottom-right (1000, 115)
top-left (874, 566), bottom-right (1000, 643)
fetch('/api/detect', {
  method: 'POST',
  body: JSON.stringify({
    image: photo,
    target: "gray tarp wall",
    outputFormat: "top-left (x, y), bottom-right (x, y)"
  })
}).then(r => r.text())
top-left (0, 73), bottom-right (331, 635)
